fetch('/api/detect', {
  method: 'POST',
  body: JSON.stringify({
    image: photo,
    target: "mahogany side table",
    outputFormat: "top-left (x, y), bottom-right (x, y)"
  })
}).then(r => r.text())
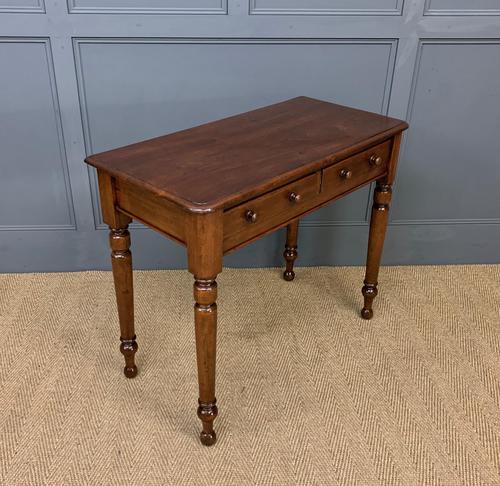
top-left (85, 97), bottom-right (408, 446)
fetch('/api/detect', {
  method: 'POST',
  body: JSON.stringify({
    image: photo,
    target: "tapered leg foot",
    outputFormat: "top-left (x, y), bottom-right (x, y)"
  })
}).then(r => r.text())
top-left (283, 220), bottom-right (299, 281)
top-left (200, 430), bottom-right (217, 446)
top-left (198, 399), bottom-right (218, 446)
top-left (361, 182), bottom-right (391, 319)
top-left (361, 282), bottom-right (378, 319)
top-left (120, 337), bottom-right (138, 377)
top-left (123, 366), bottom-right (138, 379)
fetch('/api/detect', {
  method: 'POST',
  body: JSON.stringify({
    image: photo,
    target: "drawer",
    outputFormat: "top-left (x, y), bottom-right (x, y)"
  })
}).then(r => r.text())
top-left (322, 140), bottom-right (391, 198)
top-left (223, 172), bottom-right (321, 251)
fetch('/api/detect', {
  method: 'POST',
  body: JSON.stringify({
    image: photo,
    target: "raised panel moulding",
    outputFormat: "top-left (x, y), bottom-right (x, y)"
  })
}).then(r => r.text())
top-left (424, 0), bottom-right (500, 15)
top-left (0, 0), bottom-right (45, 13)
top-left (250, 0), bottom-right (403, 16)
top-left (67, 0), bottom-right (227, 14)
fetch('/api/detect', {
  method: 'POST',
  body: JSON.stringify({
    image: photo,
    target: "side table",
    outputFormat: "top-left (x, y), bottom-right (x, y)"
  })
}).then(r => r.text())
top-left (86, 97), bottom-right (408, 445)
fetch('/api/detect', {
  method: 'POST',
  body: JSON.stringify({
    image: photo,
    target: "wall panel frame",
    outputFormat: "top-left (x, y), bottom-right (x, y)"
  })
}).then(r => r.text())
top-left (0, 0), bottom-right (499, 270)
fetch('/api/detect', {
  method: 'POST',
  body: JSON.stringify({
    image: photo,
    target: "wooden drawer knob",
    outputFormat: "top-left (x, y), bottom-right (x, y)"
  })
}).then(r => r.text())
top-left (288, 192), bottom-right (302, 203)
top-left (369, 154), bottom-right (383, 167)
top-left (340, 168), bottom-right (353, 180)
top-left (245, 209), bottom-right (258, 223)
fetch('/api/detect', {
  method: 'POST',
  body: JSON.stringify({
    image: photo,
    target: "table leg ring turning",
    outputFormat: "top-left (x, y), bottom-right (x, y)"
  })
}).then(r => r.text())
top-left (283, 221), bottom-right (299, 281)
top-left (120, 337), bottom-right (138, 378)
top-left (197, 399), bottom-right (218, 446)
top-left (361, 283), bottom-right (378, 320)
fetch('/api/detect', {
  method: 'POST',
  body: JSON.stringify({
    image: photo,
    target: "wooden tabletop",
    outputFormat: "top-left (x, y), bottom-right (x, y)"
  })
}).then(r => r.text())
top-left (86, 96), bottom-right (408, 212)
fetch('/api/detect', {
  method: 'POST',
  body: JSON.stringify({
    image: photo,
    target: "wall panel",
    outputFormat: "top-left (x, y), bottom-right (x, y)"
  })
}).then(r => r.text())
top-left (0, 39), bottom-right (75, 230)
top-left (392, 40), bottom-right (500, 224)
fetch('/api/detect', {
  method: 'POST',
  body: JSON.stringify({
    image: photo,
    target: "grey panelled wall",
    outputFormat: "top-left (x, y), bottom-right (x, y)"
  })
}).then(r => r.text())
top-left (0, 0), bottom-right (499, 272)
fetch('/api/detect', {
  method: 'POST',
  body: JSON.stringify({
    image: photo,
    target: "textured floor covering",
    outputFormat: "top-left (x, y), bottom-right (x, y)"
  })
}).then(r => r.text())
top-left (0, 265), bottom-right (499, 486)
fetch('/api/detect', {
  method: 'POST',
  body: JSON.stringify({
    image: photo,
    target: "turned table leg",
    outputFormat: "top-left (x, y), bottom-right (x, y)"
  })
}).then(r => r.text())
top-left (283, 220), bottom-right (299, 281)
top-left (361, 181), bottom-right (392, 320)
top-left (194, 277), bottom-right (218, 446)
top-left (109, 226), bottom-right (138, 378)
top-left (187, 211), bottom-right (223, 446)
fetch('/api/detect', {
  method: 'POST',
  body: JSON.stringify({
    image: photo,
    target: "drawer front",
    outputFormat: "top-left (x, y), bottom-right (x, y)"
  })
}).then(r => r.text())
top-left (322, 140), bottom-right (391, 198)
top-left (223, 172), bottom-right (321, 251)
